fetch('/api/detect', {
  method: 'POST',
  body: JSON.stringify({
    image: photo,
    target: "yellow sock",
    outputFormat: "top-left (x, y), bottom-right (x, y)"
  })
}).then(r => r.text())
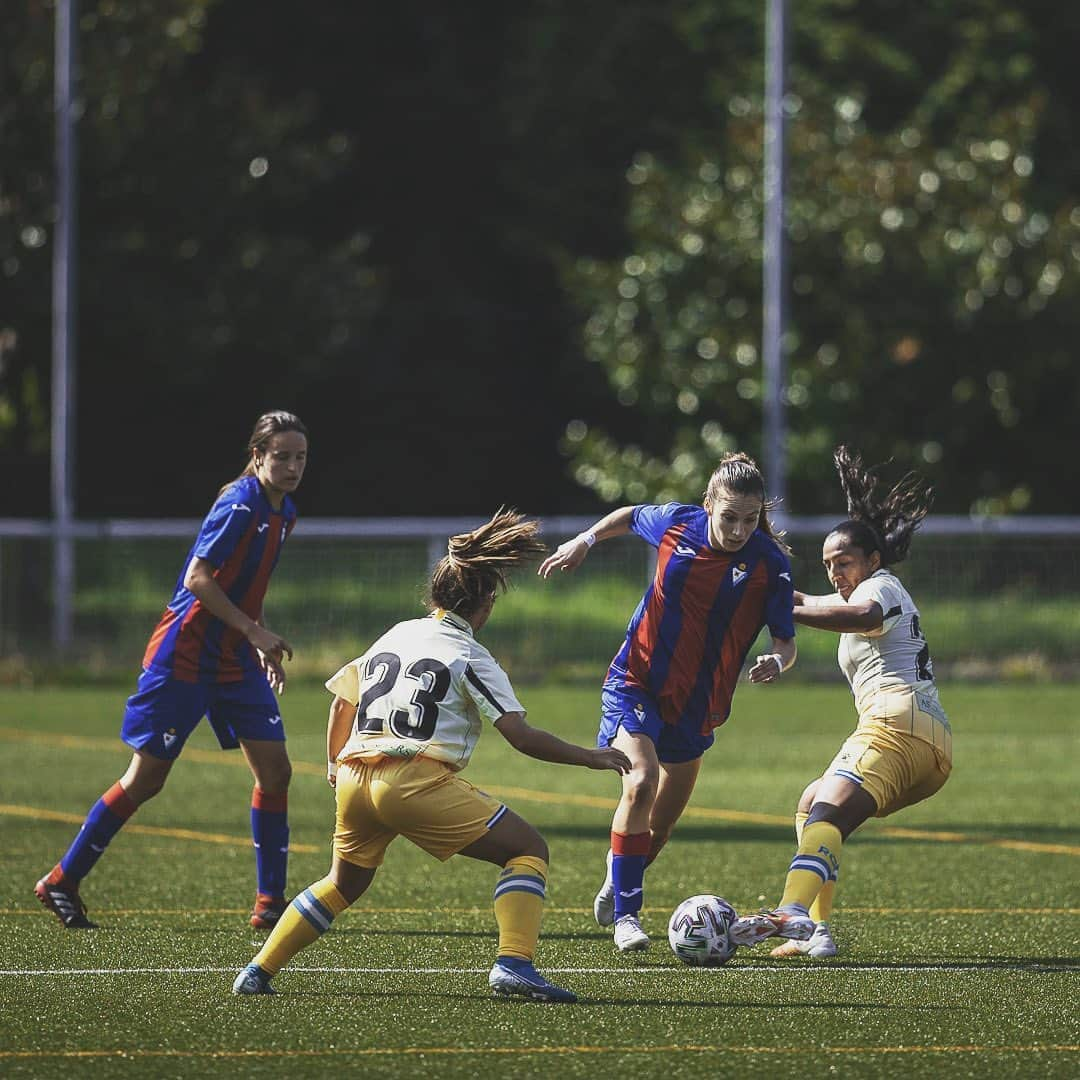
top-left (779, 820), bottom-right (842, 913)
top-left (493, 856), bottom-right (548, 961)
top-left (811, 879), bottom-right (836, 924)
top-left (253, 877), bottom-right (349, 976)
top-left (794, 810), bottom-right (834, 921)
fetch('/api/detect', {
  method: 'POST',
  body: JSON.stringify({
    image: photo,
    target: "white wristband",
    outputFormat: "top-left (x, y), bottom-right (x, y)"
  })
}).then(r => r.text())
top-left (762, 653), bottom-right (784, 675)
top-left (576, 530), bottom-right (597, 548)
top-left (327, 762), bottom-right (338, 780)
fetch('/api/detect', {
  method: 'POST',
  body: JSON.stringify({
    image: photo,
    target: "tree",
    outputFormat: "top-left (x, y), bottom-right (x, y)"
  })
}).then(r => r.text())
top-left (561, 0), bottom-right (1080, 513)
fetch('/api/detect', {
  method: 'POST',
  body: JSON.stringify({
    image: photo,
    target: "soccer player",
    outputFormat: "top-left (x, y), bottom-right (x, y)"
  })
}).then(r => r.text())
top-left (731, 446), bottom-right (951, 958)
top-left (538, 453), bottom-right (797, 952)
top-left (232, 510), bottom-right (631, 1003)
top-left (35, 411), bottom-right (308, 931)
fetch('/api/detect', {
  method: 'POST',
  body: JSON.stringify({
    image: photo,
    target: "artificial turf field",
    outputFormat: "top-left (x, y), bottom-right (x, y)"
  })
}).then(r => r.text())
top-left (0, 683), bottom-right (1077, 1079)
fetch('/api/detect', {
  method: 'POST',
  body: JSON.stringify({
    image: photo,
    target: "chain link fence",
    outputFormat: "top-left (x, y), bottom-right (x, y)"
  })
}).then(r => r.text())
top-left (1, 518), bottom-right (1078, 684)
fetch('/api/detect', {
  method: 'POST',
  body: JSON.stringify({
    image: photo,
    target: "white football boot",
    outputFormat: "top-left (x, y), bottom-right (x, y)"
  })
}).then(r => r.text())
top-left (613, 913), bottom-right (650, 952)
top-left (729, 907), bottom-right (815, 948)
top-left (771, 922), bottom-right (838, 958)
top-left (593, 849), bottom-right (615, 927)
top-left (232, 963), bottom-right (275, 995)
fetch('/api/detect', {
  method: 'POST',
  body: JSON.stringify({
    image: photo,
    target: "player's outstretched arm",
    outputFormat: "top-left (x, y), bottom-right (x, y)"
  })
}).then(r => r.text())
top-left (494, 712), bottom-right (631, 774)
top-left (794, 600), bottom-right (883, 634)
top-left (537, 506), bottom-right (636, 579)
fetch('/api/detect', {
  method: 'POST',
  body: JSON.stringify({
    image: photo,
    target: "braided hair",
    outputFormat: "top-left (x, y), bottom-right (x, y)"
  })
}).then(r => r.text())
top-left (428, 508), bottom-right (548, 617)
top-left (829, 445), bottom-right (933, 566)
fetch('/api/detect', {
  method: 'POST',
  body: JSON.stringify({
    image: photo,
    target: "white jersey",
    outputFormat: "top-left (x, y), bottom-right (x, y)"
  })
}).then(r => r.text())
top-left (327, 609), bottom-right (524, 772)
top-left (837, 569), bottom-right (946, 727)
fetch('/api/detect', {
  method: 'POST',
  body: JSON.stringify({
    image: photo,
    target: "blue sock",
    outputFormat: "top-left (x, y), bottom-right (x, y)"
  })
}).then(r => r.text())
top-left (58, 782), bottom-right (137, 883)
top-left (251, 787), bottom-right (289, 898)
top-left (611, 830), bottom-right (650, 919)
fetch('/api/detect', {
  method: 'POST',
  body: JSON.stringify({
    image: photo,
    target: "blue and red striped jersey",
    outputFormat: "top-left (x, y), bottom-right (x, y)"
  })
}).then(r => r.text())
top-left (604, 502), bottom-right (795, 734)
top-left (142, 476), bottom-right (296, 683)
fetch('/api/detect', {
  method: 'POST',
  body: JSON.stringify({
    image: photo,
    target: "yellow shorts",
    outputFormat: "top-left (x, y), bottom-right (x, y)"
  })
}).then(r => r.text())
top-left (333, 755), bottom-right (507, 869)
top-left (826, 724), bottom-right (951, 818)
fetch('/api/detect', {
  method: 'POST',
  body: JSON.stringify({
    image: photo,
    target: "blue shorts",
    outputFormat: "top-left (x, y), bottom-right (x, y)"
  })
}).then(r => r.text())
top-left (598, 687), bottom-right (714, 764)
top-left (121, 667), bottom-right (285, 761)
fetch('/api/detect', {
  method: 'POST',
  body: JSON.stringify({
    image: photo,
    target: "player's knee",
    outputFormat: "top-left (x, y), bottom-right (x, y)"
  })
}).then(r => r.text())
top-left (623, 766), bottom-right (659, 808)
top-left (798, 778), bottom-right (821, 814)
top-left (255, 759), bottom-right (292, 793)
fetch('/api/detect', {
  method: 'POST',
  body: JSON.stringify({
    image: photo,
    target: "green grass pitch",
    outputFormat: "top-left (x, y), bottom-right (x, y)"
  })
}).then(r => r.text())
top-left (1, 682), bottom-right (1077, 1078)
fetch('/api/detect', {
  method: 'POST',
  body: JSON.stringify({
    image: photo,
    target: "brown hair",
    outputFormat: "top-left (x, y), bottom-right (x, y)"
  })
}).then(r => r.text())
top-left (220, 411), bottom-right (308, 495)
top-left (703, 451), bottom-right (789, 554)
top-left (428, 508), bottom-right (548, 618)
top-left (828, 445), bottom-right (933, 566)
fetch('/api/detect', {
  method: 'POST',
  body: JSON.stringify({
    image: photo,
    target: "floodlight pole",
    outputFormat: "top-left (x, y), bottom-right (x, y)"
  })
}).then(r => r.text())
top-left (762, 0), bottom-right (788, 510)
top-left (51, 0), bottom-right (78, 650)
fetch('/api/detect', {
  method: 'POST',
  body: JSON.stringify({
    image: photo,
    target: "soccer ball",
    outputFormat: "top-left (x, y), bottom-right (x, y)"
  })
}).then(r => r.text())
top-left (668, 894), bottom-right (738, 967)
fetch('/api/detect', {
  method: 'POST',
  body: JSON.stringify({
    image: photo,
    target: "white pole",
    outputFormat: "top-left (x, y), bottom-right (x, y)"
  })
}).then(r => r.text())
top-left (762, 0), bottom-right (788, 509)
top-left (51, 0), bottom-right (78, 650)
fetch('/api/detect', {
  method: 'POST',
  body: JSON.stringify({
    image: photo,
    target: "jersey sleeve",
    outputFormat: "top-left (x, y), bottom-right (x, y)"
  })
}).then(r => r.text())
top-left (325, 658), bottom-right (363, 705)
top-left (849, 575), bottom-right (905, 638)
top-left (630, 503), bottom-right (682, 547)
top-left (191, 489), bottom-right (256, 568)
top-left (764, 551), bottom-right (796, 639)
top-left (461, 649), bottom-right (525, 725)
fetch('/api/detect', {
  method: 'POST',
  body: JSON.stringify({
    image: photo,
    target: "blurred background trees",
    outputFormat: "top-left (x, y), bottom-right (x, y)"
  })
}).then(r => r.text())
top-left (3, 0), bottom-right (1078, 517)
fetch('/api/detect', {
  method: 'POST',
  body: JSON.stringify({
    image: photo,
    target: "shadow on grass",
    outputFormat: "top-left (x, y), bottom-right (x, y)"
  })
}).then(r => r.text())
top-left (282, 988), bottom-right (919, 1011)
top-left (575, 997), bottom-right (951, 1010)
top-left (740, 957), bottom-right (1079, 972)
top-left (331, 926), bottom-right (613, 942)
top-left (538, 822), bottom-right (792, 844)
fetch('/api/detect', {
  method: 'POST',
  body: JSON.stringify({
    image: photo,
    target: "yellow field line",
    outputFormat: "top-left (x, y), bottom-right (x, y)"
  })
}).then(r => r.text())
top-left (2, 725), bottom-right (1077, 857)
top-left (0, 804), bottom-right (320, 855)
top-left (1, 1045), bottom-right (1077, 1060)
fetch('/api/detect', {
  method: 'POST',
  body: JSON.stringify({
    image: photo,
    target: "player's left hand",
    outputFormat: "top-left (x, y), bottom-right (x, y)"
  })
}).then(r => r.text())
top-left (258, 648), bottom-right (288, 693)
top-left (748, 653), bottom-right (783, 683)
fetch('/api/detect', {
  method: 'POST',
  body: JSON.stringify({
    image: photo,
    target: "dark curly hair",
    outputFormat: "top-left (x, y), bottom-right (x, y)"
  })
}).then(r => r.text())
top-left (828, 445), bottom-right (933, 566)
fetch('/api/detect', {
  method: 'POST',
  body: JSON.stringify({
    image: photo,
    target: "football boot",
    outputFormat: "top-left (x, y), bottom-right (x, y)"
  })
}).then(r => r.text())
top-left (34, 875), bottom-right (97, 930)
top-left (489, 958), bottom-right (577, 1003)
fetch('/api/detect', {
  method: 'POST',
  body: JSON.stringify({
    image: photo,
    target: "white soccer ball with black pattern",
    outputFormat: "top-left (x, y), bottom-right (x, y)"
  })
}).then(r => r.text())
top-left (667, 894), bottom-right (738, 967)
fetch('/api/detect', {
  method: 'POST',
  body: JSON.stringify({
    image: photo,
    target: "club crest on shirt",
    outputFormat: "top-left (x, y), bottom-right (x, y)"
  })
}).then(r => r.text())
top-left (731, 563), bottom-right (749, 586)
top-left (633, 703), bottom-right (646, 723)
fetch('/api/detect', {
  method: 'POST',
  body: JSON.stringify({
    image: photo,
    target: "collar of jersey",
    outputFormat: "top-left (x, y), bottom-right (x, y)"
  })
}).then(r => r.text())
top-left (431, 608), bottom-right (474, 636)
